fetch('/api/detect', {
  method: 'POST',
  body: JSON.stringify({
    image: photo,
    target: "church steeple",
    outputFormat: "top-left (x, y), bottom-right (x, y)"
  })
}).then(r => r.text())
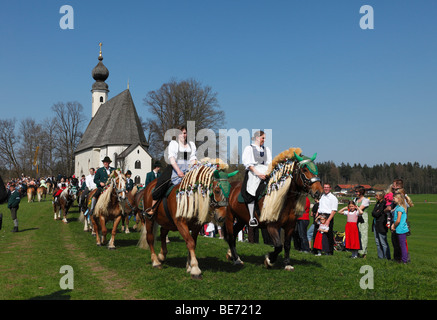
top-left (91, 42), bottom-right (109, 118)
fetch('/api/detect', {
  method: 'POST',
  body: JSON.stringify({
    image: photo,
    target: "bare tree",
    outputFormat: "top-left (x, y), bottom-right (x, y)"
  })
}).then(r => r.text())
top-left (143, 78), bottom-right (225, 158)
top-left (17, 118), bottom-right (42, 175)
top-left (52, 101), bottom-right (85, 175)
top-left (0, 119), bottom-right (21, 176)
top-left (39, 117), bottom-right (58, 176)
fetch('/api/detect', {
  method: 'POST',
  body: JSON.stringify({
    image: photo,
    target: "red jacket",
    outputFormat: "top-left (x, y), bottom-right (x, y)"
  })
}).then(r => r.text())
top-left (298, 197), bottom-right (311, 220)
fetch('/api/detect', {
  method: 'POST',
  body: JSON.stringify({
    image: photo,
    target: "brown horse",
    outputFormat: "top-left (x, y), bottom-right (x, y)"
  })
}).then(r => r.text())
top-left (91, 170), bottom-right (127, 249)
top-left (46, 181), bottom-right (53, 194)
top-left (27, 185), bottom-right (36, 202)
top-left (120, 186), bottom-right (143, 233)
top-left (37, 186), bottom-right (47, 202)
top-left (53, 185), bottom-right (77, 223)
top-left (223, 148), bottom-right (323, 271)
top-left (138, 160), bottom-right (237, 279)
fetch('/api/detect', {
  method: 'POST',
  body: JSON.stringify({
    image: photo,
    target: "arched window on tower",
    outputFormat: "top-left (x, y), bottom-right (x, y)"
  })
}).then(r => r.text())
top-left (135, 160), bottom-right (141, 169)
top-left (100, 96), bottom-right (104, 103)
top-left (135, 175), bottom-right (141, 184)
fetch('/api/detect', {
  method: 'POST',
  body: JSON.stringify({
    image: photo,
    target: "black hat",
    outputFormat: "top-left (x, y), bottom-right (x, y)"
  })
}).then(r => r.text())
top-left (126, 170), bottom-right (132, 175)
top-left (102, 156), bottom-right (112, 163)
top-left (153, 161), bottom-right (161, 168)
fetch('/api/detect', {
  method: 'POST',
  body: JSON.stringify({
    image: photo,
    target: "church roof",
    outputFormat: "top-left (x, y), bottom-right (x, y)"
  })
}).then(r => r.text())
top-left (75, 89), bottom-right (149, 154)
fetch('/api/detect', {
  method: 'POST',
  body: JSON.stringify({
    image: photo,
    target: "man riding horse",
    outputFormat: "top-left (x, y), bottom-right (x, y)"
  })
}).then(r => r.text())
top-left (89, 156), bottom-right (115, 217)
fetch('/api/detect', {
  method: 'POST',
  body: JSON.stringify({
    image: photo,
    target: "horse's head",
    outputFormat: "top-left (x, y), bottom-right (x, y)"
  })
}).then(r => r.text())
top-left (210, 169), bottom-right (239, 224)
top-left (111, 170), bottom-right (127, 202)
top-left (294, 152), bottom-right (323, 200)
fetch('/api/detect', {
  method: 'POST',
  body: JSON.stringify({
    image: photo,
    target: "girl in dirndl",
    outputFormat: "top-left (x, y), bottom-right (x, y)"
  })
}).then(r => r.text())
top-left (338, 201), bottom-right (363, 258)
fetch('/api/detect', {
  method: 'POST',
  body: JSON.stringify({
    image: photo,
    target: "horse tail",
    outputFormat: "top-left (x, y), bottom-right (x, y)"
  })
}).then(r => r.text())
top-left (137, 221), bottom-right (159, 250)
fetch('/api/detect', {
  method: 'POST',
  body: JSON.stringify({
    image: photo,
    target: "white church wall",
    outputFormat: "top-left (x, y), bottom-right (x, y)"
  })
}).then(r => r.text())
top-left (123, 145), bottom-right (152, 184)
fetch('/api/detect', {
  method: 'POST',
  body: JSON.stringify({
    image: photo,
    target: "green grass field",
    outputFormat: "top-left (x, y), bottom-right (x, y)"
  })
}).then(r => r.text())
top-left (1, 194), bottom-right (436, 301)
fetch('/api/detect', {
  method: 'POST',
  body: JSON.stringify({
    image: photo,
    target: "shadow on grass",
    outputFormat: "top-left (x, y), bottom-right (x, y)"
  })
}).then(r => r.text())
top-left (29, 289), bottom-right (72, 300)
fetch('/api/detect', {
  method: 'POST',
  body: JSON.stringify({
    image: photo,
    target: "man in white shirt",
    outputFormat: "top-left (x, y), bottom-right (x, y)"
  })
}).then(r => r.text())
top-left (315, 183), bottom-right (338, 255)
top-left (85, 168), bottom-right (97, 191)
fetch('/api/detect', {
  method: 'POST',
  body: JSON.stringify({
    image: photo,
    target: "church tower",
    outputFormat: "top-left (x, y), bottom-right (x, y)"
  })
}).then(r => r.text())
top-left (91, 43), bottom-right (109, 118)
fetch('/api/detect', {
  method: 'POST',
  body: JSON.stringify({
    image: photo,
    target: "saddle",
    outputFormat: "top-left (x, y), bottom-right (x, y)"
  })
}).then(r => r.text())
top-left (237, 192), bottom-right (264, 203)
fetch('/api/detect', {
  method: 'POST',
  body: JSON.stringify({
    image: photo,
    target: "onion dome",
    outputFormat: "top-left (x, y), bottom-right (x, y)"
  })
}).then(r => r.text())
top-left (91, 43), bottom-right (109, 91)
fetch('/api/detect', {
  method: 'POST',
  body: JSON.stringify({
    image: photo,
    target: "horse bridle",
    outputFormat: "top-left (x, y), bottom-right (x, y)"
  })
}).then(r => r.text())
top-left (210, 179), bottom-right (228, 208)
top-left (111, 176), bottom-right (126, 202)
top-left (296, 160), bottom-right (321, 189)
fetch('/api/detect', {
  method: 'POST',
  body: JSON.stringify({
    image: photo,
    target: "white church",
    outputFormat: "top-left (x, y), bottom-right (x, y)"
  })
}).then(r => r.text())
top-left (74, 45), bottom-right (152, 184)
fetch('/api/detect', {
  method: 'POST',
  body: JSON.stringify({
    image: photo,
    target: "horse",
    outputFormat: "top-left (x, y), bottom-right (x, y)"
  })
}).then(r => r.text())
top-left (27, 185), bottom-right (36, 202)
top-left (120, 185), bottom-right (142, 233)
top-left (53, 185), bottom-right (78, 223)
top-left (90, 170), bottom-right (127, 249)
top-left (223, 148), bottom-right (323, 271)
top-left (78, 188), bottom-right (98, 232)
top-left (137, 159), bottom-right (237, 279)
top-left (46, 181), bottom-right (53, 194)
top-left (37, 186), bottom-right (47, 202)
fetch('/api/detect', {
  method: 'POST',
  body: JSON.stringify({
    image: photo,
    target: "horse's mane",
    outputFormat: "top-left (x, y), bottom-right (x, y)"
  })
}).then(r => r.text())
top-left (60, 188), bottom-right (69, 199)
top-left (94, 184), bottom-right (113, 218)
top-left (94, 170), bottom-right (124, 218)
top-left (261, 147), bottom-right (303, 223)
top-left (131, 185), bottom-right (138, 196)
top-left (175, 158), bottom-right (225, 224)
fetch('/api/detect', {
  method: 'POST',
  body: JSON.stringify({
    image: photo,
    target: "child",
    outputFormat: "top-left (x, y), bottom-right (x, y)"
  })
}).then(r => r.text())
top-left (313, 215), bottom-right (330, 255)
top-left (338, 201), bottom-right (363, 258)
top-left (53, 177), bottom-right (68, 204)
top-left (391, 193), bottom-right (409, 264)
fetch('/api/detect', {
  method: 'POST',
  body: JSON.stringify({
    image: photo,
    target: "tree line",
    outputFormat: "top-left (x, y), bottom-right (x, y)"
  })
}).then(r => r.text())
top-left (316, 161), bottom-right (437, 194)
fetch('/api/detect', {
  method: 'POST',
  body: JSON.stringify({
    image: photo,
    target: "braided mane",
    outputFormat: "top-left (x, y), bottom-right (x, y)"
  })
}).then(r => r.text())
top-left (175, 158), bottom-right (226, 224)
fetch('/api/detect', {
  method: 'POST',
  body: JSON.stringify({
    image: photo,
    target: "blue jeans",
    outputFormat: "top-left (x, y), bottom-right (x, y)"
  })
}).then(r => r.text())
top-left (373, 225), bottom-right (391, 259)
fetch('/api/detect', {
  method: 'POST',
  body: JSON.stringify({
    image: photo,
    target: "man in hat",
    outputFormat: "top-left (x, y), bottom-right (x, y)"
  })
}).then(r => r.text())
top-left (89, 156), bottom-right (115, 216)
top-left (125, 170), bottom-right (134, 192)
top-left (7, 183), bottom-right (21, 232)
top-left (145, 161), bottom-right (161, 187)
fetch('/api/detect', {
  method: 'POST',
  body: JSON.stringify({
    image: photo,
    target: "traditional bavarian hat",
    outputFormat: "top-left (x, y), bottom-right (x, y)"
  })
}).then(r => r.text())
top-left (102, 156), bottom-right (112, 163)
top-left (126, 170), bottom-right (132, 175)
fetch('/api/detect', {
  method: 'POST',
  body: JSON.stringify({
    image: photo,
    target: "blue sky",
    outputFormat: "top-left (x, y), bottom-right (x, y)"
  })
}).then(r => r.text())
top-left (1, 0), bottom-right (436, 167)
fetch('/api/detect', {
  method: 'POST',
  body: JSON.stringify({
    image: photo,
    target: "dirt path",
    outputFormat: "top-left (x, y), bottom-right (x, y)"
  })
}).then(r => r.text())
top-left (61, 224), bottom-right (146, 300)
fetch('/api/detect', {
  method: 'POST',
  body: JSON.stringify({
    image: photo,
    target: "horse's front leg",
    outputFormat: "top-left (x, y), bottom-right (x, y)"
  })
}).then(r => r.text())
top-left (108, 215), bottom-right (122, 249)
top-left (99, 216), bottom-right (107, 245)
top-left (92, 216), bottom-right (101, 246)
top-left (224, 217), bottom-right (245, 265)
top-left (158, 227), bottom-right (169, 262)
top-left (62, 204), bottom-right (69, 224)
top-left (283, 225), bottom-right (295, 271)
top-left (146, 220), bottom-right (161, 269)
top-left (264, 224), bottom-right (283, 268)
top-left (177, 220), bottom-right (202, 280)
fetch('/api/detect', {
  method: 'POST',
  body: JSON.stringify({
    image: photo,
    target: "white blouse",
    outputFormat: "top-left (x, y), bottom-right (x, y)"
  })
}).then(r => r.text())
top-left (242, 144), bottom-right (272, 170)
top-left (167, 140), bottom-right (197, 163)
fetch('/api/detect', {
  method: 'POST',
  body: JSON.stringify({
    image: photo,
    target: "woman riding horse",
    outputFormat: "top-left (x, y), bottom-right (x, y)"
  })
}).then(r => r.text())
top-left (138, 157), bottom-right (237, 279)
top-left (224, 148), bottom-right (323, 271)
top-left (145, 125), bottom-right (196, 218)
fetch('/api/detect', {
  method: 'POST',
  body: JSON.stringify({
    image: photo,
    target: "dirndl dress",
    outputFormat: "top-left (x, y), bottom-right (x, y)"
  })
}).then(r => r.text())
top-left (345, 222), bottom-right (361, 250)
